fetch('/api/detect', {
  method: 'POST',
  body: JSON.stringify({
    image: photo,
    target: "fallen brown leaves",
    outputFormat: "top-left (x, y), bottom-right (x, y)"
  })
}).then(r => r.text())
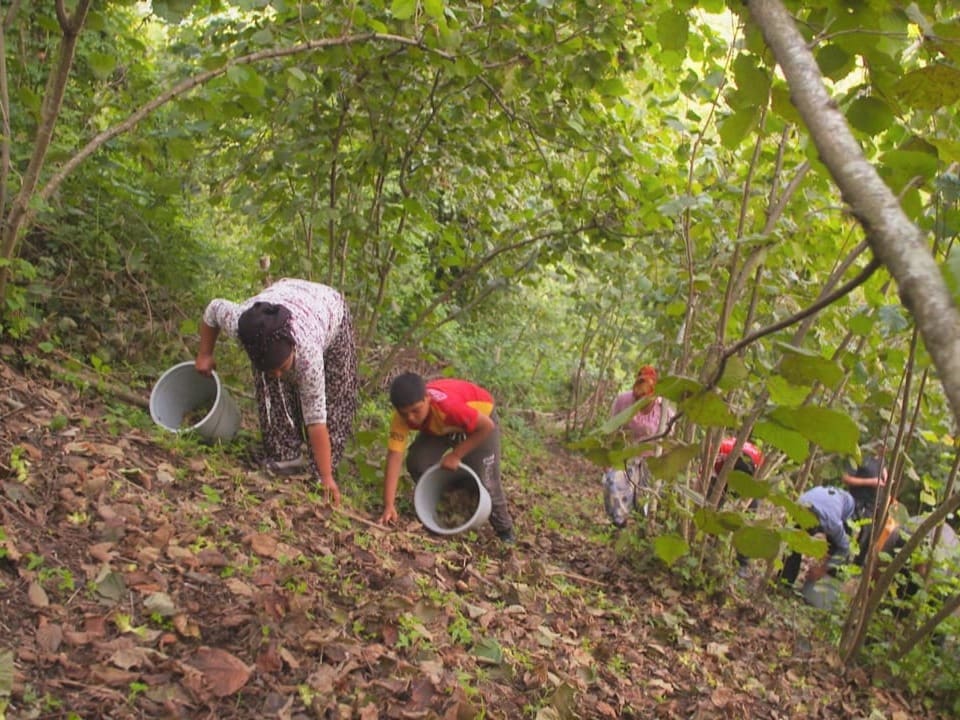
top-left (0, 354), bottom-right (949, 719)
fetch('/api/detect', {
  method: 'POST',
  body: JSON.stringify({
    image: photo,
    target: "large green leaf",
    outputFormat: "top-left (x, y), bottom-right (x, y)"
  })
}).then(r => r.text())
top-left (152, 0), bottom-right (195, 23)
top-left (773, 496), bottom-right (820, 531)
top-left (391, 0), bottom-right (417, 20)
top-left (680, 390), bottom-right (737, 427)
top-left (780, 527), bottom-right (827, 558)
top-left (767, 406), bottom-right (859, 455)
top-left (732, 525), bottom-right (781, 560)
top-left (656, 10), bottom-right (689, 53)
top-left (770, 83), bottom-right (801, 124)
top-left (847, 96), bottom-right (895, 136)
top-left (423, 0), bottom-right (445, 21)
top-left (717, 355), bottom-right (748, 391)
top-left (656, 376), bottom-right (702, 404)
top-left (597, 397), bottom-right (649, 435)
top-left (815, 44), bottom-right (853, 82)
top-left (87, 52), bottom-right (116, 80)
top-left (718, 107), bottom-right (759, 149)
top-left (892, 64), bottom-right (960, 112)
top-left (766, 375), bottom-right (809, 407)
top-left (878, 148), bottom-right (940, 195)
top-left (727, 471), bottom-right (771, 500)
top-left (930, 18), bottom-right (960, 64)
top-left (752, 420), bottom-right (809, 463)
top-left (775, 343), bottom-right (844, 388)
top-left (647, 443), bottom-right (700, 481)
top-left (654, 533), bottom-right (689, 567)
top-left (694, 507), bottom-right (744, 535)
top-left (732, 55), bottom-right (770, 107)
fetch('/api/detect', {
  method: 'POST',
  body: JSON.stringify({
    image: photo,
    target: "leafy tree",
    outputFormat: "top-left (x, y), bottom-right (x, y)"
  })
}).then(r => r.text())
top-left (3, 0), bottom-right (960, 691)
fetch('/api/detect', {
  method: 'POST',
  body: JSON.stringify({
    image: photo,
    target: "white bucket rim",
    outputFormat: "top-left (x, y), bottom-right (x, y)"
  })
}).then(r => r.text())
top-left (414, 462), bottom-right (492, 535)
top-left (149, 361), bottom-right (225, 433)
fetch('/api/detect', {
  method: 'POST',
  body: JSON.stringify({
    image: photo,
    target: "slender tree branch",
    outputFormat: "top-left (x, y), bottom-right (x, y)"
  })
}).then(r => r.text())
top-left (747, 0), bottom-right (960, 434)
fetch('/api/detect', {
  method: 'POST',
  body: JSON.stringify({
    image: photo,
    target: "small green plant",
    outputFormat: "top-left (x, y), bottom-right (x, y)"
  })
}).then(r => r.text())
top-left (200, 484), bottom-right (223, 505)
top-left (89, 353), bottom-right (112, 376)
top-left (232, 478), bottom-right (261, 509)
top-left (395, 612), bottom-right (433, 651)
top-left (127, 680), bottom-right (149, 704)
top-left (447, 614), bottom-right (474, 646)
top-left (282, 577), bottom-right (308, 594)
top-left (455, 670), bottom-right (484, 700)
top-left (38, 567), bottom-right (75, 594)
top-left (9, 445), bottom-right (30, 483)
top-left (313, 553), bottom-right (338, 579)
top-left (607, 653), bottom-right (629, 677)
top-left (189, 536), bottom-right (213, 554)
top-left (354, 531), bottom-right (373, 550)
top-left (528, 506), bottom-right (547, 525)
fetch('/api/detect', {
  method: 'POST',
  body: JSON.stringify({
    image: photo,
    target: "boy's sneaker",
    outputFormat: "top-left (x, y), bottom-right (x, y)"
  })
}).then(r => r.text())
top-left (264, 455), bottom-right (308, 476)
top-left (497, 529), bottom-right (516, 545)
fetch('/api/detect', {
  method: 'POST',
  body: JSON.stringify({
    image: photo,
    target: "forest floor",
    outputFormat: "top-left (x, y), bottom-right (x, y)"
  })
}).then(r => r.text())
top-left (0, 349), bottom-right (950, 719)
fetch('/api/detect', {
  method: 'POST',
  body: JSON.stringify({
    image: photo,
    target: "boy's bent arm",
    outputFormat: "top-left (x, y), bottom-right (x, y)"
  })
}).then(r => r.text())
top-left (443, 414), bottom-right (495, 470)
top-left (380, 449), bottom-right (405, 523)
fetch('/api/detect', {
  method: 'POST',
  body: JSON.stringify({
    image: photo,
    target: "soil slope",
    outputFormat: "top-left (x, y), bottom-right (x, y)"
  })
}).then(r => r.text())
top-left (0, 354), bottom-right (943, 719)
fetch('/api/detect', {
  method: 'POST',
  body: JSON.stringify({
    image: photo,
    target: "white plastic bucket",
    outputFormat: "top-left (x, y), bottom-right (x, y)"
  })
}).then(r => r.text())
top-left (149, 362), bottom-right (241, 443)
top-left (414, 462), bottom-right (492, 536)
top-left (801, 576), bottom-right (843, 610)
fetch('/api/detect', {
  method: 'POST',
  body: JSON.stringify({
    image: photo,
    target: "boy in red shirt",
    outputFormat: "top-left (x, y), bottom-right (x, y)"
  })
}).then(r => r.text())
top-left (378, 372), bottom-right (515, 543)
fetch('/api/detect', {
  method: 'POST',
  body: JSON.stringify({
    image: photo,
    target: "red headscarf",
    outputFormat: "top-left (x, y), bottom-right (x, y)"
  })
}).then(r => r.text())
top-left (632, 365), bottom-right (658, 398)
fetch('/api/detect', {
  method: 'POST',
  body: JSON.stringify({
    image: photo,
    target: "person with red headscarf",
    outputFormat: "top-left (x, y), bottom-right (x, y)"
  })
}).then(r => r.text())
top-left (609, 365), bottom-right (669, 446)
top-left (603, 365), bottom-right (674, 528)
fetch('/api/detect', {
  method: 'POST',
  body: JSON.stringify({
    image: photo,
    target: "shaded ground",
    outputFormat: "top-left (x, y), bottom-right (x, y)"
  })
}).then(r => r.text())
top-left (0, 351), bottom-right (945, 719)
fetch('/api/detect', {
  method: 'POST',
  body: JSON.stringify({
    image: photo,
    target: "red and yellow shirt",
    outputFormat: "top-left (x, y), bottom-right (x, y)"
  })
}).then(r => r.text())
top-left (387, 379), bottom-right (494, 452)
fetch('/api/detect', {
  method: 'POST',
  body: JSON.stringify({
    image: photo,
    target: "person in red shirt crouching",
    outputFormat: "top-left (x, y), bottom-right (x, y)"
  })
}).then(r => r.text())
top-left (710, 437), bottom-right (764, 575)
top-left (378, 372), bottom-right (516, 544)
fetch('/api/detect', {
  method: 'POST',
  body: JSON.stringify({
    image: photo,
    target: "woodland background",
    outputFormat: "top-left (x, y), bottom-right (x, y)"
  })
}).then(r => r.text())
top-left (3, 0), bottom-right (960, 717)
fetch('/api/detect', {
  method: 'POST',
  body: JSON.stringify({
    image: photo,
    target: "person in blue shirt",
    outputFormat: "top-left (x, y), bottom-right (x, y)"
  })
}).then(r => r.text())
top-left (780, 485), bottom-right (856, 586)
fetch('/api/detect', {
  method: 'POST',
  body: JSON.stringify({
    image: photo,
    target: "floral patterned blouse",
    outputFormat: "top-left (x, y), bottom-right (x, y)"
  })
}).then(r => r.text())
top-left (203, 278), bottom-right (346, 425)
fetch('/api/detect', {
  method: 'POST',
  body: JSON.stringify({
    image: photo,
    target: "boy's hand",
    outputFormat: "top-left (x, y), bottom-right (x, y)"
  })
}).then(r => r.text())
top-left (441, 453), bottom-right (462, 471)
top-left (805, 560), bottom-right (828, 583)
top-left (379, 505), bottom-right (398, 525)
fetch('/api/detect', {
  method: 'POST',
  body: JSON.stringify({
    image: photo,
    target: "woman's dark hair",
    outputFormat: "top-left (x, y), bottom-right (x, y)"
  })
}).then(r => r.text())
top-left (389, 372), bottom-right (427, 408)
top-left (237, 302), bottom-right (294, 371)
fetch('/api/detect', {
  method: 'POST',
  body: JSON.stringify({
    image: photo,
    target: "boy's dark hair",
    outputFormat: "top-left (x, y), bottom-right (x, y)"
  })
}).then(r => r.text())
top-left (389, 372), bottom-right (427, 408)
